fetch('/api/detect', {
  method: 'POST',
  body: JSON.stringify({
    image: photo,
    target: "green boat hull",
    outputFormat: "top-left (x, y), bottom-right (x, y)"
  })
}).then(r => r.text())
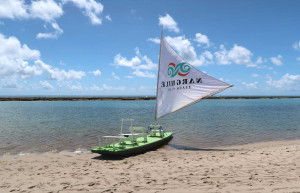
top-left (91, 132), bottom-right (173, 156)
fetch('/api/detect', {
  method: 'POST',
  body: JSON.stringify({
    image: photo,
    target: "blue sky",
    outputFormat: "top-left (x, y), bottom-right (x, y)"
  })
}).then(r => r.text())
top-left (0, 0), bottom-right (300, 96)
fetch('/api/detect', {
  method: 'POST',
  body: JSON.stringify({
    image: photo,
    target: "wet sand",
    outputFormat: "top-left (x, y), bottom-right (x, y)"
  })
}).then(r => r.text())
top-left (1, 140), bottom-right (300, 193)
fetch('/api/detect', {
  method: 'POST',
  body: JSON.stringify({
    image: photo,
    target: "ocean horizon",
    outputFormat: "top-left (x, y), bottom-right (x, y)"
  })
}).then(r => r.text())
top-left (0, 95), bottom-right (300, 101)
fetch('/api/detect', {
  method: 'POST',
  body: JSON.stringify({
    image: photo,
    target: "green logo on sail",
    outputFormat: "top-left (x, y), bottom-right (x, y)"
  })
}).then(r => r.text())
top-left (168, 62), bottom-right (190, 78)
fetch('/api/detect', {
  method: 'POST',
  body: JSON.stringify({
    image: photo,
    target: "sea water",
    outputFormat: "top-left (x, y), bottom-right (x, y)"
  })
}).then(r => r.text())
top-left (0, 99), bottom-right (300, 155)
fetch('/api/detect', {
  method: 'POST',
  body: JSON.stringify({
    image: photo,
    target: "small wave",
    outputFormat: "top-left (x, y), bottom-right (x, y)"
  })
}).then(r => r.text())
top-left (73, 148), bottom-right (90, 154)
top-left (0, 148), bottom-right (93, 158)
top-left (57, 148), bottom-right (91, 155)
top-left (18, 152), bottom-right (30, 156)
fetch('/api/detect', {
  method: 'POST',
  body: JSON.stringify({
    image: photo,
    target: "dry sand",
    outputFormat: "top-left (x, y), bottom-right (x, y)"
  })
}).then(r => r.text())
top-left (1, 140), bottom-right (300, 193)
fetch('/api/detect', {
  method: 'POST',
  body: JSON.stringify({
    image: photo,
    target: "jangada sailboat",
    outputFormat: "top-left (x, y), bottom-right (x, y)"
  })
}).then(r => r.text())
top-left (91, 30), bottom-right (232, 156)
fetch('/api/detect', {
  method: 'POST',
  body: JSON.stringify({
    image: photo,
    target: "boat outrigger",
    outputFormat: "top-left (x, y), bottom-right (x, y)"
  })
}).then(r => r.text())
top-left (91, 28), bottom-right (231, 156)
top-left (91, 119), bottom-right (173, 156)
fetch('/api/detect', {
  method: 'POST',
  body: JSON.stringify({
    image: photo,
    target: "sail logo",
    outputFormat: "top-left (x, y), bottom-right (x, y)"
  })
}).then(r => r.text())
top-left (168, 62), bottom-right (190, 78)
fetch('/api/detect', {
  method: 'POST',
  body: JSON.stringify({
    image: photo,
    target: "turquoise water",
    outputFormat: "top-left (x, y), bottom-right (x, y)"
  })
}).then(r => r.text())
top-left (0, 99), bottom-right (300, 155)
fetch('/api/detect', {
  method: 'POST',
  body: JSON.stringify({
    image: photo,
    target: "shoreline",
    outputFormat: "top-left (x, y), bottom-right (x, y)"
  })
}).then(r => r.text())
top-left (1, 138), bottom-right (300, 157)
top-left (0, 96), bottom-right (300, 101)
top-left (1, 139), bottom-right (300, 192)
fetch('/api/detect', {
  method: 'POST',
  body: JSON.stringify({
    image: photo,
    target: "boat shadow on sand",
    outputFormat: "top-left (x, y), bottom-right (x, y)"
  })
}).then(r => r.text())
top-left (92, 148), bottom-right (162, 161)
top-left (92, 143), bottom-right (238, 161)
top-left (167, 144), bottom-right (239, 151)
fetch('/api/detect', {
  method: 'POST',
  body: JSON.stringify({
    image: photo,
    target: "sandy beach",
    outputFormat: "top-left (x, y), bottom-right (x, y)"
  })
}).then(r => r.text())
top-left (1, 140), bottom-right (300, 193)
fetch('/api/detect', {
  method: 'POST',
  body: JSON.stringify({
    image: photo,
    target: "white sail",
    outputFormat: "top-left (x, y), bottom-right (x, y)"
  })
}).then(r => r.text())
top-left (155, 37), bottom-right (232, 120)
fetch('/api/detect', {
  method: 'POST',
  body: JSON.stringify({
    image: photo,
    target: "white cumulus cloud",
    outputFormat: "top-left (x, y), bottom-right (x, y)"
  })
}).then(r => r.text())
top-left (1, 0), bottom-right (109, 39)
top-left (255, 57), bottom-right (267, 65)
top-left (112, 72), bottom-right (120, 80)
top-left (147, 37), bottom-right (160, 44)
top-left (0, 0), bottom-right (63, 38)
top-left (196, 51), bottom-right (214, 66)
top-left (36, 22), bottom-right (63, 39)
top-left (113, 54), bottom-right (141, 68)
top-left (133, 69), bottom-right (155, 78)
top-left (0, 0), bottom-right (63, 22)
top-left (158, 14), bottom-right (179, 33)
top-left (242, 81), bottom-right (259, 89)
top-left (35, 60), bottom-right (86, 81)
top-left (267, 73), bottom-right (300, 90)
top-left (62, 0), bottom-right (104, 25)
top-left (0, 33), bottom-right (41, 79)
top-left (228, 45), bottom-right (253, 65)
top-left (90, 69), bottom-right (101, 76)
top-left (165, 36), bottom-right (213, 66)
top-left (293, 41), bottom-right (300, 51)
top-left (194, 33), bottom-right (210, 47)
top-left (149, 35), bottom-right (213, 66)
top-left (105, 15), bottom-right (111, 21)
top-left (0, 77), bottom-right (19, 88)
top-left (214, 45), bottom-right (230, 65)
top-left (113, 48), bottom-right (157, 78)
top-left (0, 33), bottom-right (86, 88)
top-left (0, 0), bottom-right (29, 19)
top-left (29, 0), bottom-right (63, 22)
top-left (215, 44), bottom-right (254, 67)
top-left (270, 55), bottom-right (283, 66)
top-left (40, 80), bottom-right (54, 89)
top-left (165, 36), bottom-right (196, 61)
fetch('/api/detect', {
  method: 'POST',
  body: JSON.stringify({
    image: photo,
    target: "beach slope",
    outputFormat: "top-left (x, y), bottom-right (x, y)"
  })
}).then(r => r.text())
top-left (1, 140), bottom-right (300, 193)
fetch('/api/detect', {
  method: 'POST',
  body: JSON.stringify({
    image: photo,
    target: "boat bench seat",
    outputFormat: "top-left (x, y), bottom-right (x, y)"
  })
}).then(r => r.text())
top-left (119, 133), bottom-right (139, 144)
top-left (148, 124), bottom-right (164, 137)
top-left (129, 127), bottom-right (147, 142)
top-left (102, 135), bottom-right (127, 149)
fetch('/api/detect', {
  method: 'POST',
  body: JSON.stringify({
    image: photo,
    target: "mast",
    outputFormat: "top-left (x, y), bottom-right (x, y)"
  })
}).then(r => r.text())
top-left (155, 27), bottom-right (163, 120)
